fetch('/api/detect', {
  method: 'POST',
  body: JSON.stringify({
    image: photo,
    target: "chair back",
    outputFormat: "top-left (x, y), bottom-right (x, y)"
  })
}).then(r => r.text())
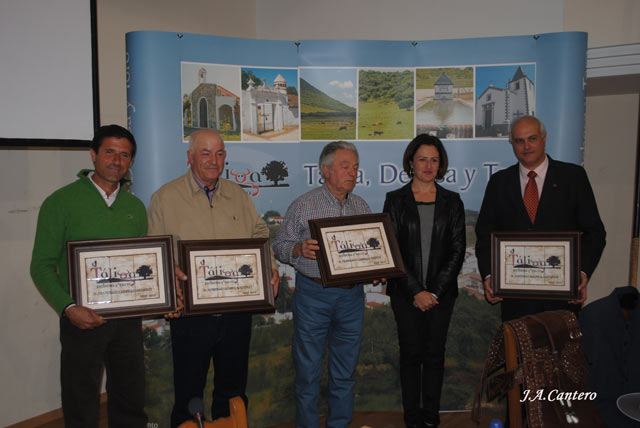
top-left (177, 396), bottom-right (248, 428)
top-left (473, 310), bottom-right (606, 427)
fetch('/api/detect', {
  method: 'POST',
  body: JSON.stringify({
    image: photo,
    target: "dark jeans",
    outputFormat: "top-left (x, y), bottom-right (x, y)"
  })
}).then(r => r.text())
top-left (60, 316), bottom-right (146, 428)
top-left (169, 313), bottom-right (252, 428)
top-left (391, 293), bottom-right (456, 427)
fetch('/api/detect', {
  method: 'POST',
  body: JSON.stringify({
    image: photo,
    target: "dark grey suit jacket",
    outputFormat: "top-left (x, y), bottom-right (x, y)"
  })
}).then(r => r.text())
top-left (475, 156), bottom-right (606, 320)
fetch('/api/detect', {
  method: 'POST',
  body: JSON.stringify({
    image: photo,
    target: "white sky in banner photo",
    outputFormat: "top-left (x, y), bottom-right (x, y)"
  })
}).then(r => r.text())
top-left (300, 68), bottom-right (358, 108)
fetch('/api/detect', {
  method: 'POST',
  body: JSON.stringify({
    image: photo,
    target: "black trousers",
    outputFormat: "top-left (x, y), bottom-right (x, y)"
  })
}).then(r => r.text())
top-left (391, 293), bottom-right (456, 427)
top-left (169, 313), bottom-right (252, 428)
top-left (60, 316), bottom-right (146, 428)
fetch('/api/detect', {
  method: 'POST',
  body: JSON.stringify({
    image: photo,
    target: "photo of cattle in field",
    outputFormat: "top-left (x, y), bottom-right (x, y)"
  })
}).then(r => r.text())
top-left (358, 69), bottom-right (414, 140)
top-left (299, 68), bottom-right (357, 140)
top-left (416, 67), bottom-right (474, 139)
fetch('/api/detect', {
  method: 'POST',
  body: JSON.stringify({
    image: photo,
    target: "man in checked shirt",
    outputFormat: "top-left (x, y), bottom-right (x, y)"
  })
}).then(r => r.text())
top-left (273, 141), bottom-right (371, 428)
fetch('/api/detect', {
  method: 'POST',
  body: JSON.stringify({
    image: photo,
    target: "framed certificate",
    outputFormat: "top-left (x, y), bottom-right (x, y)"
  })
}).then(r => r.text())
top-left (491, 231), bottom-right (581, 300)
top-left (309, 213), bottom-right (406, 287)
top-left (67, 236), bottom-right (176, 318)
top-left (179, 238), bottom-right (275, 315)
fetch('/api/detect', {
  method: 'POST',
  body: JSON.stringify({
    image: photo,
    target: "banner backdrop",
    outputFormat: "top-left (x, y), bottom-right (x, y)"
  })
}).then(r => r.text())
top-left (127, 31), bottom-right (587, 426)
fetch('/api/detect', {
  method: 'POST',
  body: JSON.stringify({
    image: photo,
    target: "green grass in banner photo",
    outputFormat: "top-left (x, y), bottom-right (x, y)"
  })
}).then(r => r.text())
top-left (142, 294), bottom-right (500, 426)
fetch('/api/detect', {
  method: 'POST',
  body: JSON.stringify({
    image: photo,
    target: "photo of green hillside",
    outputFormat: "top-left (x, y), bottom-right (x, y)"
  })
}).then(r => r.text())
top-left (358, 69), bottom-right (414, 140)
top-left (300, 68), bottom-right (357, 140)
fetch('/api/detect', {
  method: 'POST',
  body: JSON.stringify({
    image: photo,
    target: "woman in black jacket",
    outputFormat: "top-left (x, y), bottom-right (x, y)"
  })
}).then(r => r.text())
top-left (383, 134), bottom-right (466, 428)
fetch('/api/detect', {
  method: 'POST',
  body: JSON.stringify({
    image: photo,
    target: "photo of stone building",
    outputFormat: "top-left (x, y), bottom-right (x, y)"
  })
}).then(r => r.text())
top-left (241, 67), bottom-right (299, 142)
top-left (475, 65), bottom-right (536, 137)
top-left (416, 67), bottom-right (474, 139)
top-left (181, 62), bottom-right (241, 141)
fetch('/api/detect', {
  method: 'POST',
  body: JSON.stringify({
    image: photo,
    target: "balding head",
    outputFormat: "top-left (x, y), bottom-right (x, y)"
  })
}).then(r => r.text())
top-left (189, 129), bottom-right (223, 152)
top-left (510, 116), bottom-right (546, 142)
top-left (509, 116), bottom-right (547, 170)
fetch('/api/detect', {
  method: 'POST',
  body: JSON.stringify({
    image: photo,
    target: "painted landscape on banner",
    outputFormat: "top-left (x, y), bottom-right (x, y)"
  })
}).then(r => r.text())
top-left (127, 31), bottom-right (587, 426)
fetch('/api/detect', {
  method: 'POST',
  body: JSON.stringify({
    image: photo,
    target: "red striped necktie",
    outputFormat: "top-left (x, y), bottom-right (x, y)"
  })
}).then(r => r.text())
top-left (524, 170), bottom-right (538, 223)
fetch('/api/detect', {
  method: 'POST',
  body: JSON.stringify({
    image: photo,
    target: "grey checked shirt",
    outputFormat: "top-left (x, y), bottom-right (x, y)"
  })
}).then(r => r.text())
top-left (273, 185), bottom-right (371, 278)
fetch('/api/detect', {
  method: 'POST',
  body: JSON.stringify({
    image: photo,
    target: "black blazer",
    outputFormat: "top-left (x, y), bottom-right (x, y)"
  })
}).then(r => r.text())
top-left (475, 157), bottom-right (606, 281)
top-left (383, 182), bottom-right (466, 301)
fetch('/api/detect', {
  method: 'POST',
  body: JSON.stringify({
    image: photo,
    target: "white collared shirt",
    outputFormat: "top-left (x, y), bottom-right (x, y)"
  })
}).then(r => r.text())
top-left (90, 173), bottom-right (120, 207)
top-left (518, 155), bottom-right (548, 199)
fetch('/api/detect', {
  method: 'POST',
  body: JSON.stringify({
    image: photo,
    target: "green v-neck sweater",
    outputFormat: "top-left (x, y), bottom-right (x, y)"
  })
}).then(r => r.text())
top-left (30, 170), bottom-right (147, 315)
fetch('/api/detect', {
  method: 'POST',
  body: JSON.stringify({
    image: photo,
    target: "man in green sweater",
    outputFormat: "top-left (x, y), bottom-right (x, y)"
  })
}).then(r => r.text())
top-left (30, 125), bottom-right (148, 427)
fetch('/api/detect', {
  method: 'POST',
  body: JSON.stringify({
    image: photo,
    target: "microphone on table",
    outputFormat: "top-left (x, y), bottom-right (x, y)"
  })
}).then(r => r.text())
top-left (187, 397), bottom-right (205, 428)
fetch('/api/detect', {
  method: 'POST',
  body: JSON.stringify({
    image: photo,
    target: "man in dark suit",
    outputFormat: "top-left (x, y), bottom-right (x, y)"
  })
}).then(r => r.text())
top-left (475, 115), bottom-right (606, 321)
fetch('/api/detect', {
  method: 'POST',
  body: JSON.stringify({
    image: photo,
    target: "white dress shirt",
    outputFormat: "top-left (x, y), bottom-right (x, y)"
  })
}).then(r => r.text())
top-left (518, 154), bottom-right (548, 199)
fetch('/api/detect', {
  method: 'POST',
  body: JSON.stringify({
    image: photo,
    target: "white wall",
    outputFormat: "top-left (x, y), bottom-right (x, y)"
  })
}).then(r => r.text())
top-left (564, 0), bottom-right (640, 300)
top-left (1, 0), bottom-right (94, 425)
top-left (97, 0), bottom-right (258, 127)
top-left (2, 0), bottom-right (638, 425)
top-left (583, 94), bottom-right (639, 301)
top-left (0, 150), bottom-right (91, 426)
top-left (564, 0), bottom-right (640, 48)
top-left (256, 0), bottom-right (564, 40)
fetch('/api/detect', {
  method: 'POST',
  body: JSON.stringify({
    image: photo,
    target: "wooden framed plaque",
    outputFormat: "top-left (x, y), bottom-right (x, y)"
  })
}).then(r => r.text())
top-left (67, 235), bottom-right (176, 318)
top-left (309, 213), bottom-right (406, 287)
top-left (491, 231), bottom-right (581, 300)
top-left (179, 238), bottom-right (275, 315)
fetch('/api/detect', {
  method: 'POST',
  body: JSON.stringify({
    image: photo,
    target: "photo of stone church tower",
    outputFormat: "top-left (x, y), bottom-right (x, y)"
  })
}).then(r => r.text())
top-left (475, 65), bottom-right (535, 137)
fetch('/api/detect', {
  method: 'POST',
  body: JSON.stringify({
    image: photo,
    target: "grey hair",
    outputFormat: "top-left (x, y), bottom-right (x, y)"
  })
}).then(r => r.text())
top-left (319, 141), bottom-right (359, 178)
top-left (510, 116), bottom-right (546, 142)
top-left (188, 129), bottom-right (223, 151)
